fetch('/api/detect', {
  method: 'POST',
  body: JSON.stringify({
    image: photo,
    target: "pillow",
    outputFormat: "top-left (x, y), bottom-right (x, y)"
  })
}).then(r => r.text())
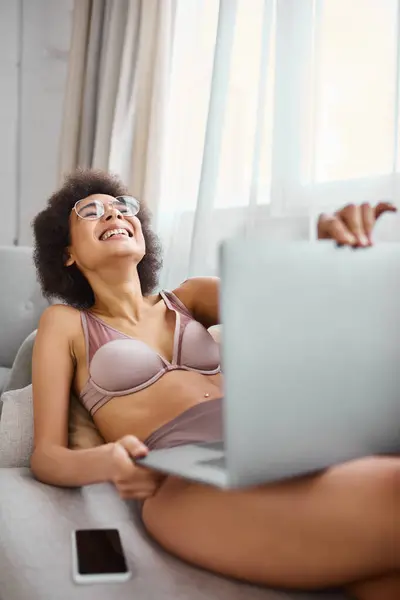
top-left (0, 385), bottom-right (104, 468)
top-left (0, 384), bottom-right (34, 467)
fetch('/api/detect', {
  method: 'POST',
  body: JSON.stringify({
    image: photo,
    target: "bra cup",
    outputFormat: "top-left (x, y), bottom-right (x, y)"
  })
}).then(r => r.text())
top-left (90, 339), bottom-right (166, 393)
top-left (180, 321), bottom-right (220, 370)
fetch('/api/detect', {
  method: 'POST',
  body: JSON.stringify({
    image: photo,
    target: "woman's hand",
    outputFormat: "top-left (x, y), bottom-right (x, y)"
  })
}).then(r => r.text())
top-left (317, 202), bottom-right (397, 247)
top-left (109, 435), bottom-right (165, 500)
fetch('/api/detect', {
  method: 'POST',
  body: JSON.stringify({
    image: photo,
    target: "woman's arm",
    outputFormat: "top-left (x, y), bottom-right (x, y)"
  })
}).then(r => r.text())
top-left (31, 305), bottom-right (163, 498)
top-left (176, 277), bottom-right (220, 328)
top-left (30, 305), bottom-right (114, 487)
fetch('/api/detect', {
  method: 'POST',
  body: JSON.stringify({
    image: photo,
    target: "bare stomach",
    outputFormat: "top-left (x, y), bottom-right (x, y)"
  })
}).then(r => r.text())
top-left (92, 370), bottom-right (223, 443)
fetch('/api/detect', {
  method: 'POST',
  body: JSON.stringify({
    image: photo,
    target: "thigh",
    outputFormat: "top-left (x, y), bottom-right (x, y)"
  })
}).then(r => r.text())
top-left (142, 456), bottom-right (399, 590)
top-left (347, 572), bottom-right (400, 600)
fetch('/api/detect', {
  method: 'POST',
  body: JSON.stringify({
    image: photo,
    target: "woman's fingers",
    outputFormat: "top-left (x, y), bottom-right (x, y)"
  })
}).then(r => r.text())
top-left (111, 436), bottom-right (148, 483)
top-left (337, 204), bottom-right (368, 246)
top-left (318, 201), bottom-right (397, 247)
top-left (119, 488), bottom-right (158, 500)
top-left (317, 214), bottom-right (357, 245)
top-left (110, 443), bottom-right (136, 482)
top-left (117, 478), bottom-right (158, 493)
top-left (360, 203), bottom-right (375, 245)
top-left (110, 435), bottom-right (165, 499)
top-left (374, 201), bottom-right (397, 220)
top-left (362, 201), bottom-right (397, 243)
top-left (118, 435), bottom-right (149, 459)
top-left (116, 469), bottom-right (165, 499)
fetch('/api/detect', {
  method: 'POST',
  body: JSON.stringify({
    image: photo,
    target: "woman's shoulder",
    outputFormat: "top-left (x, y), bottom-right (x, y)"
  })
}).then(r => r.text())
top-left (37, 303), bottom-right (82, 337)
top-left (170, 277), bottom-right (220, 328)
top-left (171, 277), bottom-right (220, 307)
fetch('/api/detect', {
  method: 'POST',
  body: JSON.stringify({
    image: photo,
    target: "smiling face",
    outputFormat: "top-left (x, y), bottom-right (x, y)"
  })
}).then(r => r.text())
top-left (65, 193), bottom-right (146, 272)
top-left (33, 169), bottom-right (162, 308)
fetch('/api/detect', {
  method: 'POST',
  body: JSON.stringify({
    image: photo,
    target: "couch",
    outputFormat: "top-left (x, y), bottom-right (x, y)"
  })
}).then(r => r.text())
top-left (0, 245), bottom-right (347, 600)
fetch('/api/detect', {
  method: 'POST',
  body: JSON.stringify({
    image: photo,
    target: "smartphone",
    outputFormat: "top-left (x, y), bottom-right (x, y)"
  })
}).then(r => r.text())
top-left (71, 529), bottom-right (131, 584)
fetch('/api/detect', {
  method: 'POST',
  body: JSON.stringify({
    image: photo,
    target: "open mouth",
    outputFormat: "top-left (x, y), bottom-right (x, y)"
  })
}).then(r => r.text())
top-left (99, 228), bottom-right (133, 241)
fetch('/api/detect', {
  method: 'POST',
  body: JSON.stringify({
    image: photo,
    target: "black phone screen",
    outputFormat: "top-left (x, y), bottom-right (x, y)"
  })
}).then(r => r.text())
top-left (75, 529), bottom-right (129, 575)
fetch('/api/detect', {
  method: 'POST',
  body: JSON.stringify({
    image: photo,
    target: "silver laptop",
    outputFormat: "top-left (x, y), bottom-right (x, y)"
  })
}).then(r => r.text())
top-left (136, 241), bottom-right (400, 488)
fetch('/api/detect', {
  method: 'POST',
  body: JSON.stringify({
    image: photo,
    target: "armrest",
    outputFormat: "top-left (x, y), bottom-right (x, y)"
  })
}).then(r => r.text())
top-left (4, 330), bottom-right (37, 393)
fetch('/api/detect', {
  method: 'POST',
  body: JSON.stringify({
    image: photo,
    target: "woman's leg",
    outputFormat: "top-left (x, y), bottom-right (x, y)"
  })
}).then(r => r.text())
top-left (348, 573), bottom-right (400, 600)
top-left (142, 456), bottom-right (399, 591)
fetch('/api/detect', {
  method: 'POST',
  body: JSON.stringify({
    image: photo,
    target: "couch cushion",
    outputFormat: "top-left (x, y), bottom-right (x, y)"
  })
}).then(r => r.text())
top-left (0, 385), bottom-right (33, 467)
top-left (0, 468), bottom-right (347, 600)
top-left (0, 246), bottom-right (48, 369)
top-left (4, 330), bottom-right (37, 393)
top-left (0, 380), bottom-right (105, 465)
top-left (0, 366), bottom-right (10, 395)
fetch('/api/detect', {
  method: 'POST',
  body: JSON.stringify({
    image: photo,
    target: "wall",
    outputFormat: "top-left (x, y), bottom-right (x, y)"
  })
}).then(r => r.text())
top-left (0, 0), bottom-right (73, 247)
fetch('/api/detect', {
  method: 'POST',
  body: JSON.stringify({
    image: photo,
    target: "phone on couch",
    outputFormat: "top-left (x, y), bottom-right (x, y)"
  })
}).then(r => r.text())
top-left (71, 528), bottom-right (131, 584)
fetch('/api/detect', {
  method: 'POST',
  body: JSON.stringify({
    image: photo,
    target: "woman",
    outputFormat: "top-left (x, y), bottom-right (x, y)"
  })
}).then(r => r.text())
top-left (31, 169), bottom-right (399, 600)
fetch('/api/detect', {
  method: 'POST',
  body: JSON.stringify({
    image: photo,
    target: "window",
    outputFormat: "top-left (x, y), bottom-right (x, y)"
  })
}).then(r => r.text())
top-left (161, 0), bottom-right (400, 216)
top-left (314, 0), bottom-right (398, 183)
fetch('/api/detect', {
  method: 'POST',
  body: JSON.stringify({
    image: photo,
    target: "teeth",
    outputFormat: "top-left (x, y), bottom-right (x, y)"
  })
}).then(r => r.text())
top-left (101, 228), bottom-right (129, 241)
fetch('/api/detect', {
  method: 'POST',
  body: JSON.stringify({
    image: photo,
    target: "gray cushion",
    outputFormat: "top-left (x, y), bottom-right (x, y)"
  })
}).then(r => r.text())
top-left (0, 366), bottom-right (10, 395)
top-left (4, 330), bottom-right (37, 394)
top-left (0, 385), bottom-right (33, 467)
top-left (0, 246), bottom-right (48, 368)
top-left (0, 469), bottom-right (347, 600)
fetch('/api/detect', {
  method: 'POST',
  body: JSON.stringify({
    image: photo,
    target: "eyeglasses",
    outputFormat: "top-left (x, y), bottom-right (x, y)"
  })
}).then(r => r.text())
top-left (73, 196), bottom-right (140, 220)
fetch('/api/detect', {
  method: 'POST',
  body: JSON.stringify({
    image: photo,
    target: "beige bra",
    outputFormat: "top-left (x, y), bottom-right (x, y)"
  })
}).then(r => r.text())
top-left (79, 291), bottom-right (221, 416)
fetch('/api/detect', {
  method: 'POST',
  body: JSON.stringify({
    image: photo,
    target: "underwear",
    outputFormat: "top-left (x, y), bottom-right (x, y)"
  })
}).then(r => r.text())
top-left (137, 397), bottom-right (223, 515)
top-left (144, 396), bottom-right (223, 450)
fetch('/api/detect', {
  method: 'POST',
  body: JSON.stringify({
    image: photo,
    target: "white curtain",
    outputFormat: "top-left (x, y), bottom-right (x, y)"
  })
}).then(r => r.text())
top-left (159, 0), bottom-right (400, 288)
top-left (58, 0), bottom-right (175, 215)
top-left (60, 0), bottom-right (400, 290)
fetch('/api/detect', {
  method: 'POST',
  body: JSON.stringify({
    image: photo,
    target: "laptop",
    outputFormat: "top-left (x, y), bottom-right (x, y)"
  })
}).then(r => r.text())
top-left (136, 240), bottom-right (400, 488)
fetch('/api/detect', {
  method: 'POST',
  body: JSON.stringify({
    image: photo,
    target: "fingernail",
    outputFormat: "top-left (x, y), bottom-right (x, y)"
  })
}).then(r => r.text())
top-left (359, 235), bottom-right (369, 246)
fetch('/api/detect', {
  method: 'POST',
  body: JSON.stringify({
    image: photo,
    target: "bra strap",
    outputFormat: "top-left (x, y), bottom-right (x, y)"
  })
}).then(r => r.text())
top-left (159, 290), bottom-right (175, 311)
top-left (161, 290), bottom-right (193, 318)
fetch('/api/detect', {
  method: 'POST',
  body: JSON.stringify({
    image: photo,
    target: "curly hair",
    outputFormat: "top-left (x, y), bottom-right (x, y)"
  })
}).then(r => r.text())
top-left (32, 169), bottom-right (163, 308)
